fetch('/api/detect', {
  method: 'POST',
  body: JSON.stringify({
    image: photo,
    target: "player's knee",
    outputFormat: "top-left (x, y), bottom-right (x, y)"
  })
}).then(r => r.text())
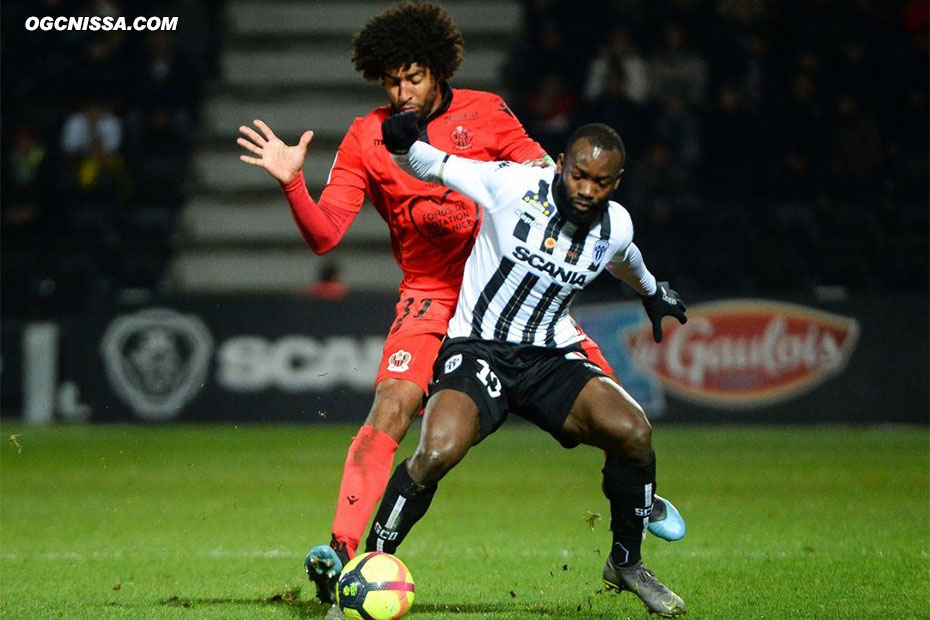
top-left (367, 381), bottom-right (423, 441)
top-left (613, 413), bottom-right (652, 465)
top-left (602, 398), bottom-right (652, 465)
top-left (368, 403), bottom-right (413, 441)
top-left (410, 449), bottom-right (450, 483)
top-left (410, 434), bottom-right (465, 483)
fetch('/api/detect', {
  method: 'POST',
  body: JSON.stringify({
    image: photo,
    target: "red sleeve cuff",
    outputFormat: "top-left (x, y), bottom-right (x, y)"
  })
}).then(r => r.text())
top-left (281, 170), bottom-right (306, 193)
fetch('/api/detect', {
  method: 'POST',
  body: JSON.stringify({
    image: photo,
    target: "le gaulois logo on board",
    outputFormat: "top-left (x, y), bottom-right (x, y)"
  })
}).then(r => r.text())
top-left (623, 300), bottom-right (859, 408)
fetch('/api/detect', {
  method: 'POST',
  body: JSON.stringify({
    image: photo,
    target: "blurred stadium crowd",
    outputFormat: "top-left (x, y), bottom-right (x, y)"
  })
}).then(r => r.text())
top-left (504, 0), bottom-right (928, 298)
top-left (1, 0), bottom-right (223, 318)
top-left (1, 0), bottom-right (927, 320)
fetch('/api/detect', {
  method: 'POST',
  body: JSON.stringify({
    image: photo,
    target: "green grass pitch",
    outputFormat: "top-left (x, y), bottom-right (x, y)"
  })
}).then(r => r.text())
top-left (1, 423), bottom-right (927, 619)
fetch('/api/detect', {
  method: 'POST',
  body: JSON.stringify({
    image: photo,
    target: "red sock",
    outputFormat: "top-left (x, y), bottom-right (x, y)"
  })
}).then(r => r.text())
top-left (331, 425), bottom-right (399, 557)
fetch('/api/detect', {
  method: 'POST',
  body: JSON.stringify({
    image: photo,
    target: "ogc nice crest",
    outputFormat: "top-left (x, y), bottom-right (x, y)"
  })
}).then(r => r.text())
top-left (100, 308), bottom-right (213, 420)
top-left (387, 349), bottom-right (412, 372)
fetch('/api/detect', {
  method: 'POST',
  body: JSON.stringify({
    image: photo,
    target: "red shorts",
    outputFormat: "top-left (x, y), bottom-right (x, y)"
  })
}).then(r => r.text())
top-left (375, 292), bottom-right (457, 393)
top-left (375, 291), bottom-right (617, 394)
top-left (573, 318), bottom-right (616, 379)
top-left (579, 333), bottom-right (616, 379)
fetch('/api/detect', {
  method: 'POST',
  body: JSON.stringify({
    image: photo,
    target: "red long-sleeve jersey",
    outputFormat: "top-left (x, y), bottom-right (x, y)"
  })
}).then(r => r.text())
top-left (282, 88), bottom-right (546, 296)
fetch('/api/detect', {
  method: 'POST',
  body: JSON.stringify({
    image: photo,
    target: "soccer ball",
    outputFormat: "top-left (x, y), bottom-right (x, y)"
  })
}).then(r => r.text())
top-left (337, 551), bottom-right (415, 620)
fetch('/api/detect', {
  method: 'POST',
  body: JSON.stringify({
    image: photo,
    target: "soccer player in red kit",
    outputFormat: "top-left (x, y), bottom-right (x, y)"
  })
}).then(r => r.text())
top-left (237, 2), bottom-right (683, 609)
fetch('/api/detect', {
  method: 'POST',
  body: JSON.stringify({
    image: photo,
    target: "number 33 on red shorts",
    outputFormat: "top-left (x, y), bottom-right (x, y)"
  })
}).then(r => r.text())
top-left (375, 293), bottom-right (458, 394)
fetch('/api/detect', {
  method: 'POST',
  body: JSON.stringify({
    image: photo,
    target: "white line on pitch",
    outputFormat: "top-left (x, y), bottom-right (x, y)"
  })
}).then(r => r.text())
top-left (0, 549), bottom-right (295, 561)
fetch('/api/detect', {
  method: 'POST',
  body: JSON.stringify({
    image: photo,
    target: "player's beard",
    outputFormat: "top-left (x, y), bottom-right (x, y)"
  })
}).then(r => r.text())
top-left (393, 89), bottom-right (440, 124)
top-left (553, 174), bottom-right (605, 229)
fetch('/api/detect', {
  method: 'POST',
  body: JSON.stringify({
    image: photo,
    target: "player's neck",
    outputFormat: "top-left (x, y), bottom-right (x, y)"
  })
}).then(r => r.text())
top-left (423, 82), bottom-right (452, 123)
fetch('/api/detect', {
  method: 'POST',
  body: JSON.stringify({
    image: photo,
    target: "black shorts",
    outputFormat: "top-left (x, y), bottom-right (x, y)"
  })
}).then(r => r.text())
top-left (429, 337), bottom-right (607, 448)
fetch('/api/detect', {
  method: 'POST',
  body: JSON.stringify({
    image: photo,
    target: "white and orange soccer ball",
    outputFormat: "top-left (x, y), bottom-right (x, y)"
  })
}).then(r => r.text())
top-left (336, 552), bottom-right (415, 620)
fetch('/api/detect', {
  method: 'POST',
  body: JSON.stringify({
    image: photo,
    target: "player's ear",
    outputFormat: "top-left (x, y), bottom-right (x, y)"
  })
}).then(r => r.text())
top-left (612, 169), bottom-right (623, 191)
top-left (556, 153), bottom-right (564, 173)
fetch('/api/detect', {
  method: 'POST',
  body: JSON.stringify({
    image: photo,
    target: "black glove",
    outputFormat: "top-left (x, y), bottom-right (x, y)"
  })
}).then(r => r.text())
top-left (641, 282), bottom-right (687, 343)
top-left (381, 112), bottom-right (420, 154)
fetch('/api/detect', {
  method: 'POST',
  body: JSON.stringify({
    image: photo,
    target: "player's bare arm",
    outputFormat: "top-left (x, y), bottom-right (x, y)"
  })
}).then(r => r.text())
top-left (237, 119), bottom-right (314, 185)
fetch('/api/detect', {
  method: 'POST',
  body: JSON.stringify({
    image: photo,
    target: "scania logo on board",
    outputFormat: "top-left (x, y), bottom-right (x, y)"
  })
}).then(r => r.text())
top-left (623, 300), bottom-right (859, 409)
top-left (101, 308), bottom-right (213, 420)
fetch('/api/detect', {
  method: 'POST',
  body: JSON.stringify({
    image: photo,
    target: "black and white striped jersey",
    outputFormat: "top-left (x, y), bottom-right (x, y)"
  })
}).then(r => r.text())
top-left (394, 141), bottom-right (658, 347)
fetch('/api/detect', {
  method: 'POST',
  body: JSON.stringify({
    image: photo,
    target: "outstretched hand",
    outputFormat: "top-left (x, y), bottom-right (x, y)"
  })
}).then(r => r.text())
top-left (641, 282), bottom-right (687, 343)
top-left (237, 119), bottom-right (313, 185)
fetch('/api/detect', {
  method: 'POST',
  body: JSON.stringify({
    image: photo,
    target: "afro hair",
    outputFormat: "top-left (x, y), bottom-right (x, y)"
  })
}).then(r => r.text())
top-left (351, 2), bottom-right (464, 82)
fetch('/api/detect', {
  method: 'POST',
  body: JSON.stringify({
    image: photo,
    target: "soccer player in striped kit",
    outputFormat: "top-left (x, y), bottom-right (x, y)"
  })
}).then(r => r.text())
top-left (237, 3), bottom-right (684, 613)
top-left (366, 114), bottom-right (688, 617)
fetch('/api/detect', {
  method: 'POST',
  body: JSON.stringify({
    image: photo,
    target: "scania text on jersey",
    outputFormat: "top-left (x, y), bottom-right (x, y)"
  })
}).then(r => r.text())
top-left (216, 335), bottom-right (385, 392)
top-left (512, 245), bottom-right (588, 286)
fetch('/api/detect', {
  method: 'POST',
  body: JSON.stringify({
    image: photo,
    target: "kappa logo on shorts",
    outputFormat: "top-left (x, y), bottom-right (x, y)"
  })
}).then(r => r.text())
top-left (564, 351), bottom-right (586, 361)
top-left (387, 349), bottom-right (412, 372)
top-left (444, 353), bottom-right (463, 374)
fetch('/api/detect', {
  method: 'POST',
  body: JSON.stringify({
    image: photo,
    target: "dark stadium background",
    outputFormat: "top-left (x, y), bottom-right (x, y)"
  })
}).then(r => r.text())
top-left (1, 0), bottom-right (927, 424)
